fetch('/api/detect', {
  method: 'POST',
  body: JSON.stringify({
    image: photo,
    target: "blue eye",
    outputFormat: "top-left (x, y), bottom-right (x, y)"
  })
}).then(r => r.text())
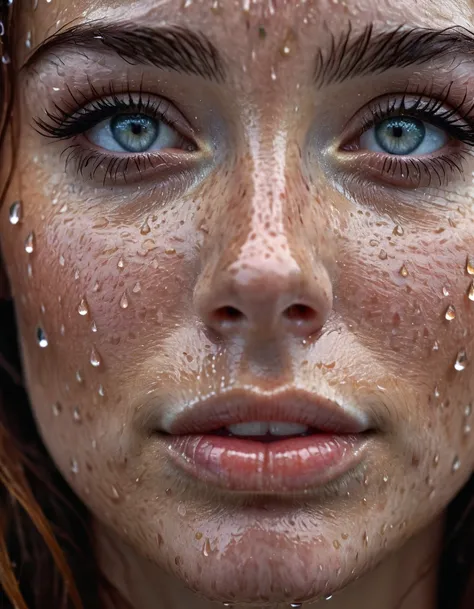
top-left (360, 116), bottom-right (448, 156)
top-left (87, 113), bottom-right (183, 153)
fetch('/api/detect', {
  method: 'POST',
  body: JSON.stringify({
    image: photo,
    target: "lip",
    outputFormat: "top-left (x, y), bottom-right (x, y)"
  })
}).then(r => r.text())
top-left (159, 388), bottom-right (371, 435)
top-left (156, 389), bottom-right (372, 493)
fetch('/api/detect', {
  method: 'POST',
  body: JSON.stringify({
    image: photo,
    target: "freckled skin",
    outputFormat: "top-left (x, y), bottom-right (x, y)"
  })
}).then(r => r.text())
top-left (1, 1), bottom-right (474, 608)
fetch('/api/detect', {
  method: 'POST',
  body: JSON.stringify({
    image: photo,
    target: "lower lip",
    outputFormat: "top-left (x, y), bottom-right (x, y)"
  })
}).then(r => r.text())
top-left (162, 433), bottom-right (368, 493)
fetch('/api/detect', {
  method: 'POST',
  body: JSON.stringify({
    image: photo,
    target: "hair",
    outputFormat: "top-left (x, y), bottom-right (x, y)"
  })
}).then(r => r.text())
top-left (0, 2), bottom-right (472, 609)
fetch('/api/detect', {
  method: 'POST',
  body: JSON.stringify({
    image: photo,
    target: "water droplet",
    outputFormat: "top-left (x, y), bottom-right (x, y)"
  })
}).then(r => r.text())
top-left (468, 282), bottom-right (474, 302)
top-left (117, 257), bottom-right (124, 269)
top-left (270, 66), bottom-right (277, 80)
top-left (432, 340), bottom-right (439, 351)
top-left (60, 324), bottom-right (66, 336)
top-left (454, 349), bottom-right (468, 371)
top-left (383, 474), bottom-right (389, 483)
top-left (379, 249), bottom-right (388, 260)
top-left (59, 255), bottom-right (65, 266)
top-left (177, 503), bottom-right (187, 517)
top-left (290, 604), bottom-right (302, 608)
top-left (140, 218), bottom-right (151, 235)
top-left (444, 305), bottom-right (456, 321)
top-left (0, 21), bottom-right (4, 37)
top-left (132, 281), bottom-right (141, 294)
top-left (36, 327), bottom-right (48, 348)
top-left (78, 298), bottom-right (89, 316)
top-left (452, 456), bottom-right (461, 472)
top-left (70, 459), bottom-right (79, 474)
top-left (466, 255), bottom-right (474, 275)
top-left (325, 596), bottom-right (333, 601)
top-left (333, 540), bottom-right (341, 549)
top-left (2, 53), bottom-right (11, 65)
top-left (433, 453), bottom-right (440, 467)
top-left (73, 407), bottom-right (82, 422)
top-left (442, 286), bottom-right (450, 297)
top-left (91, 321), bottom-right (98, 332)
top-left (93, 282), bottom-right (100, 292)
top-left (75, 370), bottom-right (83, 383)
top-left (25, 232), bottom-right (35, 254)
top-left (52, 402), bottom-right (62, 416)
top-left (434, 386), bottom-right (440, 398)
top-left (111, 486), bottom-right (121, 501)
top-left (119, 292), bottom-right (129, 309)
top-left (399, 264), bottom-right (409, 277)
top-left (98, 384), bottom-right (105, 397)
top-left (465, 404), bottom-right (472, 417)
top-left (463, 423), bottom-right (471, 436)
top-left (9, 201), bottom-right (22, 225)
top-left (90, 347), bottom-right (101, 367)
top-left (362, 531), bottom-right (368, 545)
top-left (203, 538), bottom-right (211, 557)
top-left (25, 31), bottom-right (31, 49)
top-left (393, 224), bottom-right (404, 236)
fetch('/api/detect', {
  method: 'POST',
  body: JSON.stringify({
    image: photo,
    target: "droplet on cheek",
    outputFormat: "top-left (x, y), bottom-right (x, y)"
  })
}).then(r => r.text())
top-left (452, 456), bottom-right (461, 472)
top-left (70, 459), bottom-right (79, 474)
top-left (466, 255), bottom-right (474, 275)
top-left (36, 327), bottom-right (48, 348)
top-left (73, 406), bottom-right (82, 422)
top-left (8, 201), bottom-right (22, 225)
top-left (454, 349), bottom-right (468, 371)
top-left (90, 347), bottom-right (102, 367)
top-left (52, 402), bottom-right (62, 416)
top-left (78, 298), bottom-right (89, 316)
top-left (119, 292), bottom-right (129, 309)
top-left (444, 305), bottom-right (456, 321)
top-left (25, 232), bottom-right (35, 254)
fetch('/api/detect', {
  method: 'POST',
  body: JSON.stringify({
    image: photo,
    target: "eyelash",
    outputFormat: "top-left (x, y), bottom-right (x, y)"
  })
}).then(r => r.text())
top-left (344, 84), bottom-right (474, 187)
top-left (35, 81), bottom-right (474, 188)
top-left (34, 84), bottom-right (196, 184)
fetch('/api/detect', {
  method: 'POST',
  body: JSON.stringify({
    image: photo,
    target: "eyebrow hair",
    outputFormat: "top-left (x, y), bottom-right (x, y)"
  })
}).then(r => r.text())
top-left (314, 24), bottom-right (474, 87)
top-left (25, 21), bottom-right (226, 83)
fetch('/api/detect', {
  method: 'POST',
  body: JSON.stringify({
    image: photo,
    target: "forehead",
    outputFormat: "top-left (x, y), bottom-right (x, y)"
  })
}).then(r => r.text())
top-left (20, 0), bottom-right (474, 54)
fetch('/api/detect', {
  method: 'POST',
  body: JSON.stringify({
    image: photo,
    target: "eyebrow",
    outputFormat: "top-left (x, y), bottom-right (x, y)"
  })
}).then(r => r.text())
top-left (25, 21), bottom-right (226, 83)
top-left (314, 24), bottom-right (474, 86)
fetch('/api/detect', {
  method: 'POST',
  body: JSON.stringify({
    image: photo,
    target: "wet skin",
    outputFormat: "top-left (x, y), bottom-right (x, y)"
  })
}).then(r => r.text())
top-left (1, 0), bottom-right (474, 607)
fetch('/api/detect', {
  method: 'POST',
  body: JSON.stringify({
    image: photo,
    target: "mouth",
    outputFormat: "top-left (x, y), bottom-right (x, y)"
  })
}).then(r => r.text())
top-left (156, 389), bottom-right (373, 493)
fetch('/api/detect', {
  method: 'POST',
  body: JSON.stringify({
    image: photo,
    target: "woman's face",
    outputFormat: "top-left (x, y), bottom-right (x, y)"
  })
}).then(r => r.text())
top-left (2, 0), bottom-right (474, 604)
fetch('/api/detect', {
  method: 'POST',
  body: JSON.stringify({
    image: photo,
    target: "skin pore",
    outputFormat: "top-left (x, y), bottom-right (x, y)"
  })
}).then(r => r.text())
top-left (2, 0), bottom-right (474, 608)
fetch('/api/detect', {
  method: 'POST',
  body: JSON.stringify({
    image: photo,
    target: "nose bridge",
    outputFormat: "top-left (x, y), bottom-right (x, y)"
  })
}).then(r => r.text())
top-left (194, 124), bottom-right (333, 340)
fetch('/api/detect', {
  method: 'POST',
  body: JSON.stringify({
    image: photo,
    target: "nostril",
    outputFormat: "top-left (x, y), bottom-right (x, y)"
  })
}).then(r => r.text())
top-left (283, 303), bottom-right (318, 324)
top-left (213, 306), bottom-right (246, 326)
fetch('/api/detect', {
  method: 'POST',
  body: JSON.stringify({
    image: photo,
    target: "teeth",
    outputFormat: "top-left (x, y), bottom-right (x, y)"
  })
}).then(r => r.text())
top-left (226, 421), bottom-right (309, 436)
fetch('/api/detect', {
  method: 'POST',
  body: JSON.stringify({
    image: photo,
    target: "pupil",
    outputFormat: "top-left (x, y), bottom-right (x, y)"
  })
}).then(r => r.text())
top-left (392, 126), bottom-right (403, 138)
top-left (131, 123), bottom-right (142, 136)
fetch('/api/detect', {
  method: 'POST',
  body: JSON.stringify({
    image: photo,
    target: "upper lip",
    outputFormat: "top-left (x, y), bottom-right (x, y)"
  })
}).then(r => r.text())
top-left (159, 388), bottom-right (371, 435)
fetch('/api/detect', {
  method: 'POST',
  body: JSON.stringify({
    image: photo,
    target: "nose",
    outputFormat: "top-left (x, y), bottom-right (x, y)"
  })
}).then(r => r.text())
top-left (194, 244), bottom-right (333, 340)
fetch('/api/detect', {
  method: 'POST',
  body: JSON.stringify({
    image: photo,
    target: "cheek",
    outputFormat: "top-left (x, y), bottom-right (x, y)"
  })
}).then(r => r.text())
top-left (0, 192), bottom-right (197, 500)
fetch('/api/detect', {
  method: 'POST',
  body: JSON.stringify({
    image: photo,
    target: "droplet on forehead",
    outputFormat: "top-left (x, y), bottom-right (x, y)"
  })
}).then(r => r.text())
top-left (120, 292), bottom-right (129, 309)
top-left (399, 264), bottom-right (409, 278)
top-left (117, 257), bottom-right (125, 269)
top-left (25, 232), bottom-right (35, 254)
top-left (9, 201), bottom-right (22, 225)
top-left (36, 327), bottom-right (48, 348)
top-left (132, 281), bottom-right (141, 294)
top-left (393, 224), bottom-right (404, 236)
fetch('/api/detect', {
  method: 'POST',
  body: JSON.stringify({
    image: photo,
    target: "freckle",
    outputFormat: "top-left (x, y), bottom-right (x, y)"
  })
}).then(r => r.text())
top-left (444, 305), bottom-right (456, 321)
top-left (9, 201), bottom-right (22, 225)
top-left (24, 232), bottom-right (35, 254)
top-left (119, 292), bottom-right (129, 309)
top-left (78, 298), bottom-right (89, 316)
top-left (195, 531), bottom-right (203, 540)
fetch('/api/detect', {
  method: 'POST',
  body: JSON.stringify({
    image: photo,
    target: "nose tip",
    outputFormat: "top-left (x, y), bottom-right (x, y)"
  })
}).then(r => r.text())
top-left (195, 259), bottom-right (332, 339)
